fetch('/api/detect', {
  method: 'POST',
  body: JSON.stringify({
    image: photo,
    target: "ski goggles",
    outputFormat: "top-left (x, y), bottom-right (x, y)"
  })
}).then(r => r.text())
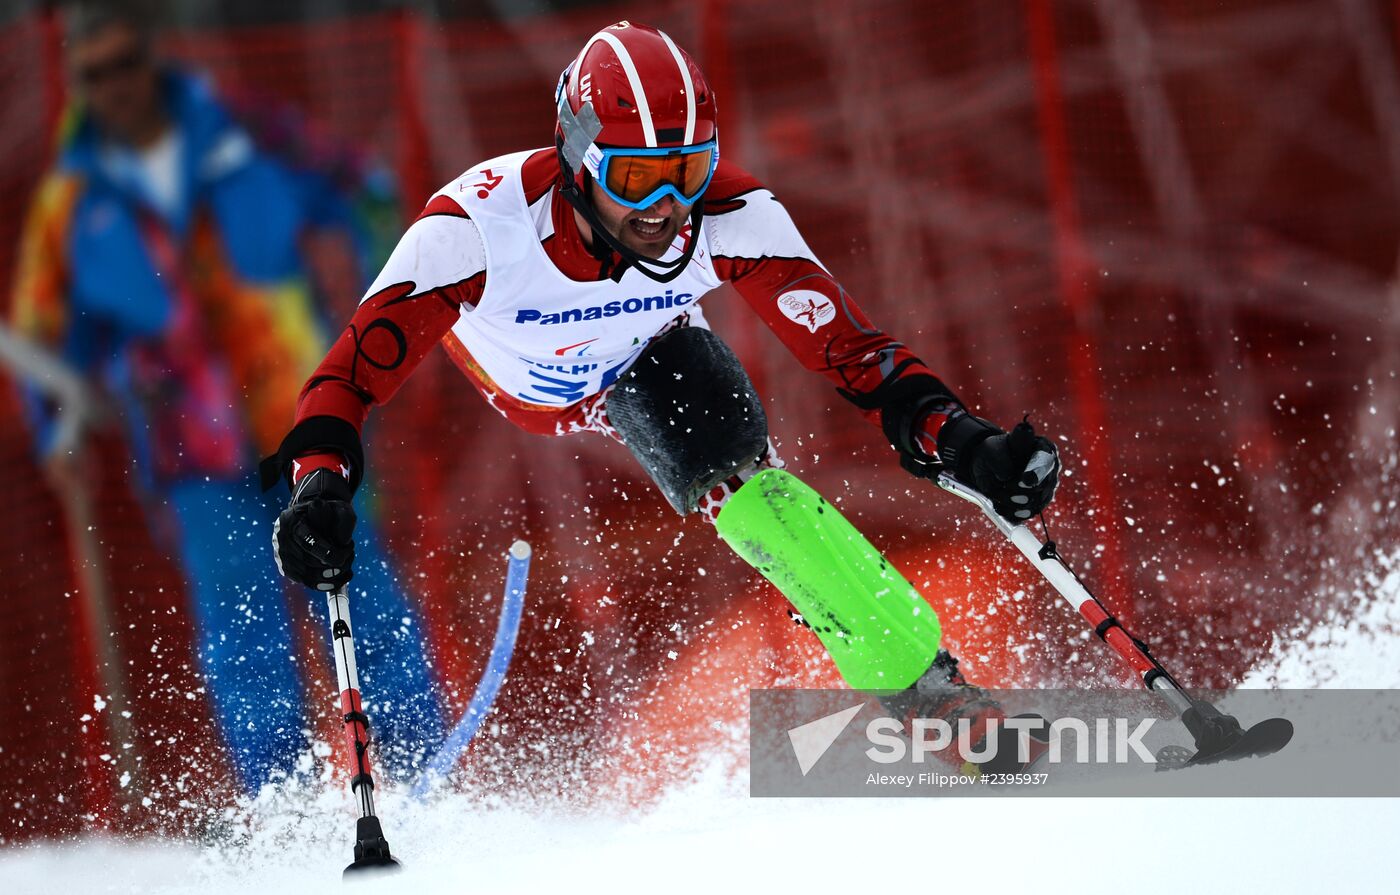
top-left (584, 140), bottom-right (719, 211)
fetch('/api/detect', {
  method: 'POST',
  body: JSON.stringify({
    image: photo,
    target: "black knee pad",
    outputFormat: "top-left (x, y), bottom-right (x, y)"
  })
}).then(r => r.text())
top-left (607, 326), bottom-right (769, 515)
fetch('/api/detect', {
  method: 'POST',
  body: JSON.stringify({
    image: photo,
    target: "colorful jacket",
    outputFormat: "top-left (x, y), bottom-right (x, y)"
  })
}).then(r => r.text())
top-left (10, 68), bottom-right (388, 485)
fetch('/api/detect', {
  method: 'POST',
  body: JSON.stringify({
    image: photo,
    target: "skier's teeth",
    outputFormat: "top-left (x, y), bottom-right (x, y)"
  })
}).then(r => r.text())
top-left (639, 217), bottom-right (664, 223)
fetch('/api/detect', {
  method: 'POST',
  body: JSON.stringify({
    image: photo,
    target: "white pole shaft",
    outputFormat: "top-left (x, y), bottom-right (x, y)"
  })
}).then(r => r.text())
top-left (326, 587), bottom-right (375, 818)
top-left (936, 472), bottom-right (1097, 614)
top-left (327, 588), bottom-right (360, 696)
top-left (935, 472), bottom-right (1193, 713)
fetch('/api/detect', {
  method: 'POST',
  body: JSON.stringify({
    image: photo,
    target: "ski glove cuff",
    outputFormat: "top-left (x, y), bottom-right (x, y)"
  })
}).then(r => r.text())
top-left (837, 372), bottom-right (964, 479)
top-left (273, 467), bottom-right (357, 591)
top-left (260, 415), bottom-right (365, 494)
top-left (937, 413), bottom-right (1060, 522)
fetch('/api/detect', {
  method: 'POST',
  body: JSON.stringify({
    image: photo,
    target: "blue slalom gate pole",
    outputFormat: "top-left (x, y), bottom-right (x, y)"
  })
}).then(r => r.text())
top-left (413, 540), bottom-right (530, 798)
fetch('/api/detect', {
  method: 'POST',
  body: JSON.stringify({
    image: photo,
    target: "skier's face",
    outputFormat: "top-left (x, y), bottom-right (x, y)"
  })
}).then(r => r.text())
top-left (588, 188), bottom-right (691, 259)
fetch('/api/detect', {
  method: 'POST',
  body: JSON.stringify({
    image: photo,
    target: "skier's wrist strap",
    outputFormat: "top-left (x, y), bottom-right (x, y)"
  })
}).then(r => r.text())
top-left (838, 371), bottom-right (963, 469)
top-left (934, 411), bottom-right (1001, 479)
top-left (259, 415), bottom-right (365, 494)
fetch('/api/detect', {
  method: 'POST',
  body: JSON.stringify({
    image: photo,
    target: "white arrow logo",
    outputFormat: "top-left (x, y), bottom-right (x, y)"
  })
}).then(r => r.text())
top-left (787, 704), bottom-right (864, 776)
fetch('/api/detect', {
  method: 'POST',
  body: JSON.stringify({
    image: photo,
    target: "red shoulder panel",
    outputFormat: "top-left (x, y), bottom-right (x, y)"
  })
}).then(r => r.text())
top-left (705, 157), bottom-right (766, 213)
top-left (520, 148), bottom-right (560, 205)
top-left (416, 193), bottom-right (469, 221)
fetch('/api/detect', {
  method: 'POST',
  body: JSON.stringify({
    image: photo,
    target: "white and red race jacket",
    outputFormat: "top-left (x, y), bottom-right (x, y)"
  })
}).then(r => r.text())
top-left (444, 148), bottom-right (728, 406)
top-left (286, 148), bottom-right (956, 481)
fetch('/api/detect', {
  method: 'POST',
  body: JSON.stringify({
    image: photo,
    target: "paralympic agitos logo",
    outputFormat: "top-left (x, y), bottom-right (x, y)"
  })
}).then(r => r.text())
top-left (515, 291), bottom-right (695, 325)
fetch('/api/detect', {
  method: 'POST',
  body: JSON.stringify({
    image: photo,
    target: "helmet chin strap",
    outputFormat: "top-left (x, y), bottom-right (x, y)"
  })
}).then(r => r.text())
top-left (558, 172), bottom-right (705, 285)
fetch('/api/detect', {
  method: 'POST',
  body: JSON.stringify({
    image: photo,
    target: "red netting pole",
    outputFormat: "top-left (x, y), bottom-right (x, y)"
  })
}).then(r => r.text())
top-left (1023, 0), bottom-right (1130, 621)
top-left (1394, 0), bottom-right (1400, 88)
top-left (39, 8), bottom-right (64, 137)
top-left (699, 0), bottom-right (740, 154)
top-left (698, 0), bottom-right (767, 399)
top-left (393, 9), bottom-right (434, 216)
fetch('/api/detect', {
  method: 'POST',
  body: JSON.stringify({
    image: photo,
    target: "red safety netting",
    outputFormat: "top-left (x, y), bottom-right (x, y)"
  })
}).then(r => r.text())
top-left (1, 0), bottom-right (1398, 839)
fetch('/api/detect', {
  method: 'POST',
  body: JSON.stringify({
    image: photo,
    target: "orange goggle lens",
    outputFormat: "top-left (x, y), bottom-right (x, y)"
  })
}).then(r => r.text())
top-left (602, 147), bottom-right (716, 206)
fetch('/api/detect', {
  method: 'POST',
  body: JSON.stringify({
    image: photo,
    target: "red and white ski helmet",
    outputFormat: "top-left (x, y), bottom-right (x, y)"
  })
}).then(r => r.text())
top-left (554, 21), bottom-right (718, 192)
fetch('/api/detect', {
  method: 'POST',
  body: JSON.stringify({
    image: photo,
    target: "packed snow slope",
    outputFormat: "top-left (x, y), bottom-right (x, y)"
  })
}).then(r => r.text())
top-left (3, 553), bottom-right (1398, 895)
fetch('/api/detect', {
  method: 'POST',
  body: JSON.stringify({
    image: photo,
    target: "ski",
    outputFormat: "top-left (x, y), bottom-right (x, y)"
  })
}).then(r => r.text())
top-left (1154, 715), bottom-right (1294, 771)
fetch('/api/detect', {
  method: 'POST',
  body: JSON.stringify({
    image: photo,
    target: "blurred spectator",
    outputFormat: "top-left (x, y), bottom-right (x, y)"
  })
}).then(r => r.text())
top-left (8, 0), bottom-right (442, 794)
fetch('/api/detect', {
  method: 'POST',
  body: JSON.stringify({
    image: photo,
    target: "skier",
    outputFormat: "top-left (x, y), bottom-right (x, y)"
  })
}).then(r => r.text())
top-left (262, 21), bottom-right (1061, 771)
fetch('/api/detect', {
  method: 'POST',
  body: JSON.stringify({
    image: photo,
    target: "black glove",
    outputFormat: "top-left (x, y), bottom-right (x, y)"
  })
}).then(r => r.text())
top-left (272, 467), bottom-right (357, 591)
top-left (936, 412), bottom-right (1060, 522)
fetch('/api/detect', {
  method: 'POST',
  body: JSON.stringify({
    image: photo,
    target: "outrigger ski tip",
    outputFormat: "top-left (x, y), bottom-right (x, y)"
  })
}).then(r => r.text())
top-left (344, 857), bottom-right (402, 880)
top-left (344, 856), bottom-right (402, 880)
top-left (1156, 714), bottom-right (1294, 771)
top-left (342, 815), bottom-right (402, 879)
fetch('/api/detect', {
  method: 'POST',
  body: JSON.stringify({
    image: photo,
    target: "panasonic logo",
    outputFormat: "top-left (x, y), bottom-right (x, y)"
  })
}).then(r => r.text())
top-left (515, 292), bottom-right (694, 325)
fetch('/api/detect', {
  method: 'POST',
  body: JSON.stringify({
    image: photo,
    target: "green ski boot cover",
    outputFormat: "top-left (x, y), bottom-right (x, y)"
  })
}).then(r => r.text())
top-left (714, 468), bottom-right (940, 690)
